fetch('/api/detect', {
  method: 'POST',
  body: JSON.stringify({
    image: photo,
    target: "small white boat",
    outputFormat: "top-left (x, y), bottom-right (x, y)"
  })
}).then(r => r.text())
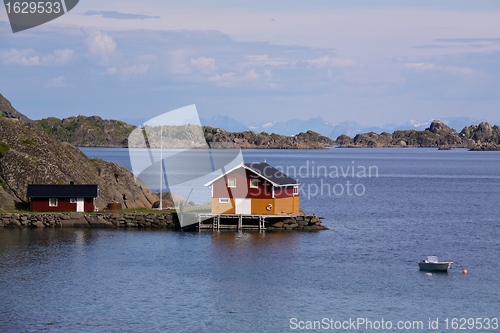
top-left (419, 256), bottom-right (453, 272)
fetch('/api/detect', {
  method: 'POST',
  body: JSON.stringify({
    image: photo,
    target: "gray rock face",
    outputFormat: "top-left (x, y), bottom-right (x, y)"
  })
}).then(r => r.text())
top-left (337, 119), bottom-right (500, 150)
top-left (85, 215), bottom-right (115, 228)
top-left (34, 115), bottom-right (136, 148)
top-left (0, 113), bottom-right (157, 210)
top-left (0, 94), bottom-right (30, 123)
top-left (474, 122), bottom-right (493, 141)
top-left (427, 120), bottom-right (452, 134)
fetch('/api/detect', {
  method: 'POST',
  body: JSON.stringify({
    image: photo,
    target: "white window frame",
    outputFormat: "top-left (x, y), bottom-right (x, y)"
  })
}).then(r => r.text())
top-left (250, 178), bottom-right (259, 188)
top-left (48, 198), bottom-right (58, 207)
top-left (219, 198), bottom-right (230, 204)
top-left (293, 186), bottom-right (299, 196)
top-left (227, 178), bottom-right (236, 188)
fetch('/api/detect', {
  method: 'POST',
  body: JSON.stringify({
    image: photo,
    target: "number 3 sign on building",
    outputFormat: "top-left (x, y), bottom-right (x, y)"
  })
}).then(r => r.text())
top-left (3, 0), bottom-right (79, 33)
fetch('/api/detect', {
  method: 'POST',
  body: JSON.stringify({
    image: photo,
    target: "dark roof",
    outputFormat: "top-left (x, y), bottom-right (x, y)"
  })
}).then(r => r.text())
top-left (245, 162), bottom-right (299, 186)
top-left (27, 184), bottom-right (98, 198)
top-left (204, 162), bottom-right (300, 187)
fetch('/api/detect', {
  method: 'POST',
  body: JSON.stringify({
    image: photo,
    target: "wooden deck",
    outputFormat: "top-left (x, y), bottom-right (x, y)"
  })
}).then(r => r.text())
top-left (194, 214), bottom-right (299, 231)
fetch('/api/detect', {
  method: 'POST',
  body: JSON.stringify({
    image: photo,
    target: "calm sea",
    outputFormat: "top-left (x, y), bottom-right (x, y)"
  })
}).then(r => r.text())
top-left (1, 148), bottom-right (499, 332)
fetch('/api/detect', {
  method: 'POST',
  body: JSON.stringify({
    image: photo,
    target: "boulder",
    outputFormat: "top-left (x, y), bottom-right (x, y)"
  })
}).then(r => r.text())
top-left (303, 225), bottom-right (328, 231)
top-left (70, 212), bottom-right (83, 219)
top-left (59, 218), bottom-right (88, 227)
top-left (6, 219), bottom-right (21, 228)
top-left (428, 120), bottom-right (452, 134)
top-left (297, 220), bottom-right (308, 227)
top-left (85, 216), bottom-right (115, 228)
top-left (30, 221), bottom-right (45, 228)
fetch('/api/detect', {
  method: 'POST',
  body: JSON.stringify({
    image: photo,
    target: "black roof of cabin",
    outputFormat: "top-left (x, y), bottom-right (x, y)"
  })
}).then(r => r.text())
top-left (27, 184), bottom-right (98, 198)
top-left (245, 162), bottom-right (299, 186)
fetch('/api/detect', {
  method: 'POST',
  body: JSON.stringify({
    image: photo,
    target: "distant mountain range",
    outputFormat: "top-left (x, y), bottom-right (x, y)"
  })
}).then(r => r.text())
top-left (201, 115), bottom-right (499, 139)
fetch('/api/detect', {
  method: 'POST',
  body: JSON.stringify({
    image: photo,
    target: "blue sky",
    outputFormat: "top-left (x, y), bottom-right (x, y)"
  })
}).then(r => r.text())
top-left (1, 1), bottom-right (500, 126)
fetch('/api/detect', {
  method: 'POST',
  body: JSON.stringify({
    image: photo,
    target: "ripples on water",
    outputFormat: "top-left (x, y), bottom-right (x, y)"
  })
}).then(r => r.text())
top-left (1, 148), bottom-right (499, 332)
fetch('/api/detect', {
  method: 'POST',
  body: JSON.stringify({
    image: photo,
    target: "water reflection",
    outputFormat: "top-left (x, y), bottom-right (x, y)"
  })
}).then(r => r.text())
top-left (422, 271), bottom-right (451, 277)
top-left (0, 228), bottom-right (97, 250)
top-left (210, 230), bottom-right (299, 252)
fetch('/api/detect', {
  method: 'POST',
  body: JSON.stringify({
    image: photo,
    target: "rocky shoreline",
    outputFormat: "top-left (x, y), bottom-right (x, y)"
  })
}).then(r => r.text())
top-left (0, 212), bottom-right (179, 229)
top-left (265, 214), bottom-right (327, 231)
top-left (0, 212), bottom-right (328, 231)
top-left (335, 120), bottom-right (500, 150)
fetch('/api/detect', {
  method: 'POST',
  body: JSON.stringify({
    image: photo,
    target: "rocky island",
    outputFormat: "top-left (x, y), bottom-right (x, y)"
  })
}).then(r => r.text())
top-left (335, 120), bottom-right (500, 150)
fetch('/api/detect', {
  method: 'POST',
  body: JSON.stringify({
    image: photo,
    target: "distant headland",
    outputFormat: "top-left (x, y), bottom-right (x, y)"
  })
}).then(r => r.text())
top-left (0, 93), bottom-right (157, 211)
top-left (2, 92), bottom-right (499, 151)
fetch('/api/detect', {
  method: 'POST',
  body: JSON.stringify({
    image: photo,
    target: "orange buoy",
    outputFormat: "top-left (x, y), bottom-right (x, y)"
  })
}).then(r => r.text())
top-left (462, 269), bottom-right (468, 274)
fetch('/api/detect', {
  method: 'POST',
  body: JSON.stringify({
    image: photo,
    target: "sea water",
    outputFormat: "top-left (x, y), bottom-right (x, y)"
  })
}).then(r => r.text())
top-left (1, 148), bottom-right (499, 332)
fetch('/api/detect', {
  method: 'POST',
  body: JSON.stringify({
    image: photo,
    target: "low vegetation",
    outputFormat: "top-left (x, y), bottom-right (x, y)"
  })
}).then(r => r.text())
top-left (0, 141), bottom-right (9, 155)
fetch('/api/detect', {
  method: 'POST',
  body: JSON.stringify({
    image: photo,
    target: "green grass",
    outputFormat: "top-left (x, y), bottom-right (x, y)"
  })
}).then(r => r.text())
top-left (1, 209), bottom-right (31, 214)
top-left (22, 136), bottom-right (38, 146)
top-left (0, 141), bottom-right (9, 155)
top-left (182, 204), bottom-right (211, 214)
top-left (102, 207), bottom-right (177, 214)
top-left (2, 206), bottom-right (211, 215)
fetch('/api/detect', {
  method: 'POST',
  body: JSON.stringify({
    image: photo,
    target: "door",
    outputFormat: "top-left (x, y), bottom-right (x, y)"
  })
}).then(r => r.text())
top-left (76, 198), bottom-right (85, 212)
top-left (235, 198), bottom-right (251, 214)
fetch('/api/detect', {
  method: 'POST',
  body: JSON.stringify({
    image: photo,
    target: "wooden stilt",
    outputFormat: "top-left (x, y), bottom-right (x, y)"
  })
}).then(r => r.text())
top-left (195, 214), bottom-right (293, 231)
top-left (238, 215), bottom-right (243, 231)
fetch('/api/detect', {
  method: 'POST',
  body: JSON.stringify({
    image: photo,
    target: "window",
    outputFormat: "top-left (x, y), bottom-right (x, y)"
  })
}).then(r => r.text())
top-left (293, 186), bottom-right (299, 196)
top-left (70, 198), bottom-right (77, 203)
top-left (227, 178), bottom-right (236, 188)
top-left (49, 198), bottom-right (58, 207)
top-left (250, 179), bottom-right (259, 188)
top-left (219, 198), bottom-right (230, 204)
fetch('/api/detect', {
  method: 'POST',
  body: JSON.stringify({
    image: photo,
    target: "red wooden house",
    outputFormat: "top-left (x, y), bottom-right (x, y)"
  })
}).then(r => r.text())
top-left (204, 162), bottom-right (300, 215)
top-left (27, 183), bottom-right (98, 212)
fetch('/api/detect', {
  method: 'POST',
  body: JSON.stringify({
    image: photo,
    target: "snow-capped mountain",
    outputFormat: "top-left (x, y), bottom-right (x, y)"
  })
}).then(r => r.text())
top-left (200, 115), bottom-right (249, 132)
top-left (249, 117), bottom-right (337, 136)
top-left (198, 114), bottom-right (498, 139)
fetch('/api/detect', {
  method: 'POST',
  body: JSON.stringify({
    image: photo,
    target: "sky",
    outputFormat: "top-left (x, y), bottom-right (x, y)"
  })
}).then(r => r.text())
top-left (1, 0), bottom-right (500, 127)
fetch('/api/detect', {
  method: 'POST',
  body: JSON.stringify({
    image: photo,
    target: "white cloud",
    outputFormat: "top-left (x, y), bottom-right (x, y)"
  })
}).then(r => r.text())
top-left (209, 69), bottom-right (273, 87)
top-left (243, 69), bottom-right (260, 80)
top-left (122, 63), bottom-right (149, 76)
top-left (404, 62), bottom-right (477, 76)
top-left (209, 72), bottom-right (236, 86)
top-left (85, 31), bottom-right (117, 63)
top-left (0, 48), bottom-right (75, 66)
top-left (42, 49), bottom-right (75, 65)
top-left (136, 54), bottom-right (158, 63)
top-left (245, 54), bottom-right (293, 67)
top-left (107, 67), bottom-right (117, 74)
top-left (45, 76), bottom-right (69, 88)
top-left (0, 48), bottom-right (40, 66)
top-left (190, 56), bottom-right (217, 74)
top-left (305, 56), bottom-right (357, 68)
top-left (168, 50), bottom-right (192, 74)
